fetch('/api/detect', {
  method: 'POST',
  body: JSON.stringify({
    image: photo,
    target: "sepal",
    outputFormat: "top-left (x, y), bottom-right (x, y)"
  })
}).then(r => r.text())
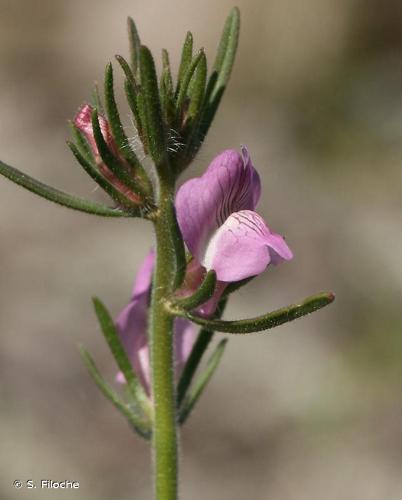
top-left (174, 269), bottom-right (217, 310)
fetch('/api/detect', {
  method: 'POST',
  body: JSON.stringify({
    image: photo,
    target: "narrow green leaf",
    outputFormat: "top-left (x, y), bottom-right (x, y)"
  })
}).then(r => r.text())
top-left (115, 54), bottom-right (136, 85)
top-left (160, 49), bottom-right (175, 124)
top-left (139, 45), bottom-right (168, 172)
top-left (177, 292), bottom-right (335, 334)
top-left (79, 346), bottom-right (151, 439)
top-left (187, 52), bottom-right (207, 121)
top-left (124, 79), bottom-right (144, 136)
top-left (68, 140), bottom-right (141, 214)
top-left (177, 297), bottom-right (227, 407)
top-left (222, 276), bottom-right (255, 298)
top-left (208, 7), bottom-right (240, 104)
top-left (175, 270), bottom-right (216, 310)
top-left (190, 7), bottom-right (240, 153)
top-left (179, 339), bottom-right (228, 424)
top-left (127, 17), bottom-right (141, 77)
top-left (175, 50), bottom-right (205, 123)
top-left (0, 159), bottom-right (127, 217)
top-left (104, 63), bottom-right (148, 182)
top-left (176, 32), bottom-right (193, 95)
top-left (92, 297), bottom-right (140, 400)
top-left (177, 330), bottom-right (213, 407)
top-left (162, 49), bottom-right (174, 94)
top-left (91, 83), bottom-right (104, 114)
top-left (91, 109), bottom-right (140, 193)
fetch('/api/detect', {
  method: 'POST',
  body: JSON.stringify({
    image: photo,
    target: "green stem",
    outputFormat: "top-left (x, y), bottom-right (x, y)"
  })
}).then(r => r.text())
top-left (149, 183), bottom-right (180, 500)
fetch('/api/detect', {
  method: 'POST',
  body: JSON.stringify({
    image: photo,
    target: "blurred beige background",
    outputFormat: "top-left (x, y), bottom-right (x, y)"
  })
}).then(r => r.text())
top-left (1, 0), bottom-right (401, 499)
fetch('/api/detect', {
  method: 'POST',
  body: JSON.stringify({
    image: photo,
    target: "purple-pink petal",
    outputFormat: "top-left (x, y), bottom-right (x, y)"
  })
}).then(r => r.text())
top-left (115, 250), bottom-right (197, 395)
top-left (115, 294), bottom-right (150, 391)
top-left (132, 250), bottom-right (155, 297)
top-left (202, 210), bottom-right (293, 282)
top-left (176, 147), bottom-right (261, 263)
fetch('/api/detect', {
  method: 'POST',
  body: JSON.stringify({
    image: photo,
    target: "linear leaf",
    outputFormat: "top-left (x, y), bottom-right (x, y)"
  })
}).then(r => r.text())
top-left (176, 32), bottom-right (193, 96)
top-left (115, 54), bottom-right (136, 84)
top-left (139, 45), bottom-right (168, 172)
top-left (175, 50), bottom-right (205, 122)
top-left (0, 159), bottom-right (127, 217)
top-left (177, 292), bottom-right (335, 334)
top-left (177, 297), bottom-right (227, 407)
top-left (124, 79), bottom-right (144, 136)
top-left (68, 140), bottom-right (141, 214)
top-left (179, 339), bottom-right (228, 424)
top-left (127, 17), bottom-right (141, 78)
top-left (104, 64), bottom-right (144, 172)
top-left (187, 52), bottom-right (207, 121)
top-left (79, 346), bottom-right (151, 439)
top-left (91, 83), bottom-right (104, 114)
top-left (92, 297), bottom-right (140, 401)
top-left (208, 7), bottom-right (240, 104)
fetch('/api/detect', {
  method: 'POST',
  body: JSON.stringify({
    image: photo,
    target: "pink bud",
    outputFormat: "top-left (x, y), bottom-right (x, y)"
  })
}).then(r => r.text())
top-left (74, 104), bottom-right (141, 205)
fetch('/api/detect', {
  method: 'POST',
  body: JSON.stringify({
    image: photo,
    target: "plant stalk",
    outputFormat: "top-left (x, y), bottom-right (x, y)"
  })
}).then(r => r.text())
top-left (149, 182), bottom-right (179, 500)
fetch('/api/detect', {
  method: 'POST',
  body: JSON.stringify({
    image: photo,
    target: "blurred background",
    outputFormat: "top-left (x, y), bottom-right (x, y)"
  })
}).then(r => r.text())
top-left (0, 0), bottom-right (401, 499)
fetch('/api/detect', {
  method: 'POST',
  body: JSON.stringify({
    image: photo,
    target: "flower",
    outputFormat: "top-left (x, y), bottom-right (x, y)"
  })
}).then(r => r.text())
top-left (116, 147), bottom-right (292, 393)
top-left (115, 250), bottom-right (196, 395)
top-left (74, 104), bottom-right (141, 204)
top-left (175, 147), bottom-right (293, 282)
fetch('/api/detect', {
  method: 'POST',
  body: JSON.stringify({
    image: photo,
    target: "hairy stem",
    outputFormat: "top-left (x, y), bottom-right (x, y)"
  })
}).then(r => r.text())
top-left (149, 182), bottom-right (179, 500)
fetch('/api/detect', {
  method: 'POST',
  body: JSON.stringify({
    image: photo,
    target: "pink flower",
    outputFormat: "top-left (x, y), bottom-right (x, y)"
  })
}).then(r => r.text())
top-left (176, 147), bottom-right (293, 282)
top-left (116, 147), bottom-right (292, 393)
top-left (74, 104), bottom-right (141, 204)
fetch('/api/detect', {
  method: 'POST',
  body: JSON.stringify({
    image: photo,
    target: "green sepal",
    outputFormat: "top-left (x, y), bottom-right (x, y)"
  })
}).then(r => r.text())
top-left (174, 270), bottom-right (217, 311)
top-left (68, 139), bottom-right (141, 215)
top-left (176, 292), bottom-right (335, 334)
top-left (177, 297), bottom-right (227, 407)
top-left (179, 338), bottom-right (228, 424)
top-left (139, 45), bottom-right (168, 174)
top-left (176, 32), bottom-right (193, 96)
top-left (127, 17), bottom-right (141, 78)
top-left (0, 159), bottom-right (127, 217)
top-left (79, 346), bottom-right (151, 439)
